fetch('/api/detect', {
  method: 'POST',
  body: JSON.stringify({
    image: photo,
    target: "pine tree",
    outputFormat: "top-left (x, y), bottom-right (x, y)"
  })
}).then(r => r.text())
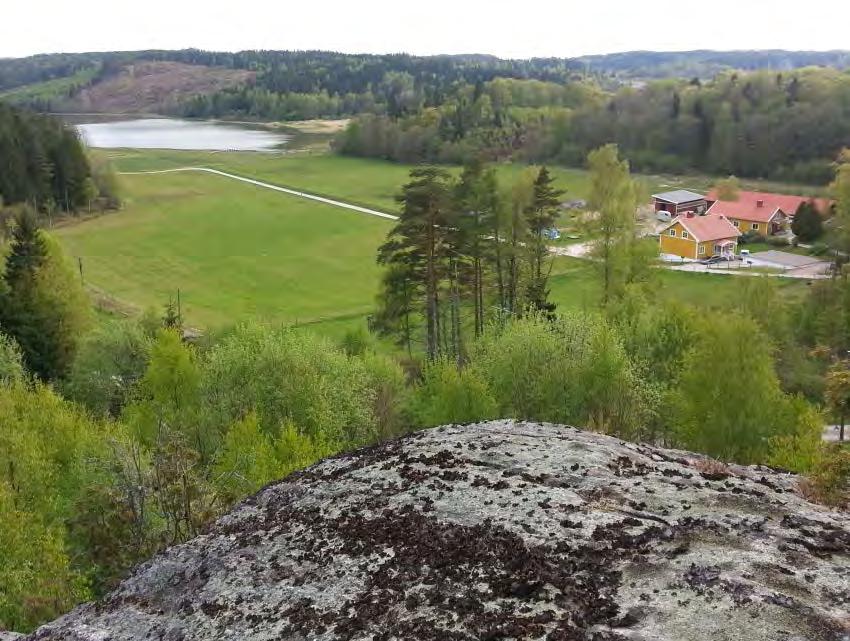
top-left (454, 160), bottom-right (500, 337)
top-left (378, 167), bottom-right (453, 360)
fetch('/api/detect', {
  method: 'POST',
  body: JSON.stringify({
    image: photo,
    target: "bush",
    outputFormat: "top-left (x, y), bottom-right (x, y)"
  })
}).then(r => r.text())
top-left (200, 323), bottom-right (379, 446)
top-left (739, 230), bottom-right (764, 244)
top-left (0, 332), bottom-right (26, 384)
top-left (472, 314), bottom-right (649, 438)
top-left (410, 359), bottom-right (498, 427)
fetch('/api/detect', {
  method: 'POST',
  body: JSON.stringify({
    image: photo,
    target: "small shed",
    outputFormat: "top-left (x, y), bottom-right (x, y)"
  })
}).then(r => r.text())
top-left (651, 190), bottom-right (708, 216)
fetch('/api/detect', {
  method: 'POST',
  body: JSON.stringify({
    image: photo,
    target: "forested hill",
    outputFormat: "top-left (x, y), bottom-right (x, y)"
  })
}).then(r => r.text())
top-left (5, 48), bottom-right (850, 119)
top-left (576, 49), bottom-right (850, 80)
top-left (0, 49), bottom-right (582, 116)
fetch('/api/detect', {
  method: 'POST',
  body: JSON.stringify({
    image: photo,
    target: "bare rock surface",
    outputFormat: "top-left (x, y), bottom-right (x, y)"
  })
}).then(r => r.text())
top-left (29, 421), bottom-right (850, 640)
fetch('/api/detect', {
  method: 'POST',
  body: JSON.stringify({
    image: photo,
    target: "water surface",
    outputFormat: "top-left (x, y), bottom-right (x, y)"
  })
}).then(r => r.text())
top-left (76, 118), bottom-right (289, 151)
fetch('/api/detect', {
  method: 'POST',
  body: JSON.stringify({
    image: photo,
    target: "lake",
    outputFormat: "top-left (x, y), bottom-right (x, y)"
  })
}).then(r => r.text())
top-left (76, 118), bottom-right (290, 151)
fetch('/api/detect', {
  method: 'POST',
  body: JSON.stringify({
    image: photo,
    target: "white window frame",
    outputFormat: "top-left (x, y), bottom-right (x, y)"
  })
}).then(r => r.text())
top-left (732, 220), bottom-right (739, 227)
top-left (682, 231), bottom-right (689, 239)
top-left (698, 244), bottom-right (706, 256)
top-left (669, 229), bottom-right (676, 237)
top-left (751, 223), bottom-right (759, 230)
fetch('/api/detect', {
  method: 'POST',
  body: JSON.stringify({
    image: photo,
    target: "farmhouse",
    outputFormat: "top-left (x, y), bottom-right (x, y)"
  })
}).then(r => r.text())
top-left (705, 190), bottom-right (833, 235)
top-left (659, 213), bottom-right (741, 260)
top-left (652, 190), bottom-right (708, 216)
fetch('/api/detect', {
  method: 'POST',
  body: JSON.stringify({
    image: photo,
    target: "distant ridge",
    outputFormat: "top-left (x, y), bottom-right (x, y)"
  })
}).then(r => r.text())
top-left (575, 49), bottom-right (850, 79)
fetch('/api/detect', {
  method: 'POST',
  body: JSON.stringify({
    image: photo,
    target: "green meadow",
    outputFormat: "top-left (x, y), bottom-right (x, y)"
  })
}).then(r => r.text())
top-left (55, 150), bottom-right (809, 338)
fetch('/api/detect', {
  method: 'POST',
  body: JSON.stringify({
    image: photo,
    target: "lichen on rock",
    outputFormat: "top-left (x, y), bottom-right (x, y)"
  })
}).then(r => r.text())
top-left (27, 421), bottom-right (850, 640)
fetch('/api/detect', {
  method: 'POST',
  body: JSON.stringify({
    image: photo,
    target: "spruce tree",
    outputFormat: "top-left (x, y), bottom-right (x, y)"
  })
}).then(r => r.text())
top-left (525, 167), bottom-right (563, 315)
top-left (0, 208), bottom-right (89, 380)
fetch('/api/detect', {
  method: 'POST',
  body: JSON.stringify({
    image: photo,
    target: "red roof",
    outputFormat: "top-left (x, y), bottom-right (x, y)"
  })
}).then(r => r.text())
top-left (706, 190), bottom-right (833, 221)
top-left (665, 213), bottom-right (742, 242)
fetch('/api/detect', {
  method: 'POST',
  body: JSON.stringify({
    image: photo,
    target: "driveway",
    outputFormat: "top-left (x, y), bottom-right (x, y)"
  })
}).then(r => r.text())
top-left (823, 425), bottom-right (848, 443)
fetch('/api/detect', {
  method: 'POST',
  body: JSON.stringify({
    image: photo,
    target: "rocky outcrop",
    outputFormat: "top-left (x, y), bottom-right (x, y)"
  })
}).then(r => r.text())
top-left (29, 421), bottom-right (850, 640)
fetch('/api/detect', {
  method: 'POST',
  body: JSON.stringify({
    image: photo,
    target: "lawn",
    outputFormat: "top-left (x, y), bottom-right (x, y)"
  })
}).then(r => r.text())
top-left (55, 170), bottom-right (392, 329)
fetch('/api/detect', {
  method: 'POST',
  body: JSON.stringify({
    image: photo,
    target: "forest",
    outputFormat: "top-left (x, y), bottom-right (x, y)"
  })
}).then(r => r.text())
top-left (336, 67), bottom-right (850, 183)
top-left (0, 104), bottom-right (120, 224)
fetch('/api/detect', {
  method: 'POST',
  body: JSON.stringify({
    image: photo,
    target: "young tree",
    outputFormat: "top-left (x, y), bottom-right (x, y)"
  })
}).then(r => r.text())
top-left (378, 167), bottom-right (453, 360)
top-left (714, 175), bottom-right (741, 201)
top-left (587, 145), bottom-right (639, 304)
top-left (673, 314), bottom-right (809, 463)
top-left (825, 360), bottom-right (850, 441)
top-left (791, 200), bottom-right (823, 242)
top-left (830, 149), bottom-right (850, 254)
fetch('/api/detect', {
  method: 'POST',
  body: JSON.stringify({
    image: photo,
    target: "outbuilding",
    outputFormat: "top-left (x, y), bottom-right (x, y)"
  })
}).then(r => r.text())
top-left (651, 190), bottom-right (708, 217)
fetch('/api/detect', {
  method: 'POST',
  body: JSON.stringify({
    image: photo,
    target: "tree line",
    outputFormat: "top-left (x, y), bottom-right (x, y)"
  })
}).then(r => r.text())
top-left (0, 105), bottom-right (120, 223)
top-left (337, 67), bottom-right (850, 184)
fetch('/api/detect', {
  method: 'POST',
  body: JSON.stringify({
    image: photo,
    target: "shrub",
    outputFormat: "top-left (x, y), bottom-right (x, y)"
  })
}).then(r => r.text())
top-left (739, 230), bottom-right (764, 245)
top-left (410, 359), bottom-right (498, 427)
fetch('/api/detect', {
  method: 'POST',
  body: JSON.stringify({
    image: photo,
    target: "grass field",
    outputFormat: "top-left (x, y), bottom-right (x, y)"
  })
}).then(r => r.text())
top-left (56, 170), bottom-right (391, 329)
top-left (97, 148), bottom-right (831, 215)
top-left (57, 149), bottom-right (812, 338)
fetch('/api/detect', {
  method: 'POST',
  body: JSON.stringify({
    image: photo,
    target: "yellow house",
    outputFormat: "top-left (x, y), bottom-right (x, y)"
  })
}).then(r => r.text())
top-left (659, 213), bottom-right (742, 260)
top-left (705, 192), bottom-right (789, 236)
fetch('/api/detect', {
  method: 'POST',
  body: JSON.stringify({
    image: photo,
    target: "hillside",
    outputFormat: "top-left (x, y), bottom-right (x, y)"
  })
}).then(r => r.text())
top-left (52, 61), bottom-right (253, 114)
top-left (23, 421), bottom-right (850, 641)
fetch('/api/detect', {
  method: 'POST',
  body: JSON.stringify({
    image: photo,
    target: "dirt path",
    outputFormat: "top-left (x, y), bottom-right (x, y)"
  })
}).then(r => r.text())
top-left (119, 167), bottom-right (399, 221)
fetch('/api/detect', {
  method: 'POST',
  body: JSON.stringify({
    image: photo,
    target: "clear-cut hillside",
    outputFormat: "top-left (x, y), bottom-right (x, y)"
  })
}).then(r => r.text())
top-left (68, 61), bottom-right (253, 114)
top-left (27, 421), bottom-right (850, 640)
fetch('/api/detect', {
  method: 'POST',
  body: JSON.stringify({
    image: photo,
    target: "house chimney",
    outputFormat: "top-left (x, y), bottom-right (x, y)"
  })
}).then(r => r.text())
top-left (756, 199), bottom-right (764, 208)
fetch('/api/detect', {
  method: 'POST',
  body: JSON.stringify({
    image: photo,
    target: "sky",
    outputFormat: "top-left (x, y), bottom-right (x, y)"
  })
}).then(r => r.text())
top-left (2, 0), bottom-right (850, 60)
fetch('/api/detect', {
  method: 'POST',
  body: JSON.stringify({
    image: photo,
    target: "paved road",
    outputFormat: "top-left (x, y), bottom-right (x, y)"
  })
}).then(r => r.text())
top-left (119, 167), bottom-right (399, 221)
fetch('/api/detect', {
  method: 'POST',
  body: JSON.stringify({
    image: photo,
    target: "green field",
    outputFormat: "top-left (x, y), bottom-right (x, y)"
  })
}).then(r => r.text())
top-left (56, 170), bottom-right (391, 329)
top-left (56, 150), bottom-right (811, 338)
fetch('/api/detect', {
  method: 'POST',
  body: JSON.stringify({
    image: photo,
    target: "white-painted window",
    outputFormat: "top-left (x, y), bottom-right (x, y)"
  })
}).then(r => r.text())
top-left (751, 223), bottom-right (759, 230)
top-left (732, 220), bottom-right (739, 227)
top-left (682, 231), bottom-right (689, 239)
top-left (669, 229), bottom-right (676, 237)
top-left (698, 245), bottom-right (706, 255)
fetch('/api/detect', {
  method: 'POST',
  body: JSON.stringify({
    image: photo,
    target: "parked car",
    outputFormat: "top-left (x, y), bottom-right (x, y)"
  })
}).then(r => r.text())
top-left (701, 254), bottom-right (733, 265)
top-left (542, 228), bottom-right (561, 240)
top-left (656, 210), bottom-right (673, 222)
